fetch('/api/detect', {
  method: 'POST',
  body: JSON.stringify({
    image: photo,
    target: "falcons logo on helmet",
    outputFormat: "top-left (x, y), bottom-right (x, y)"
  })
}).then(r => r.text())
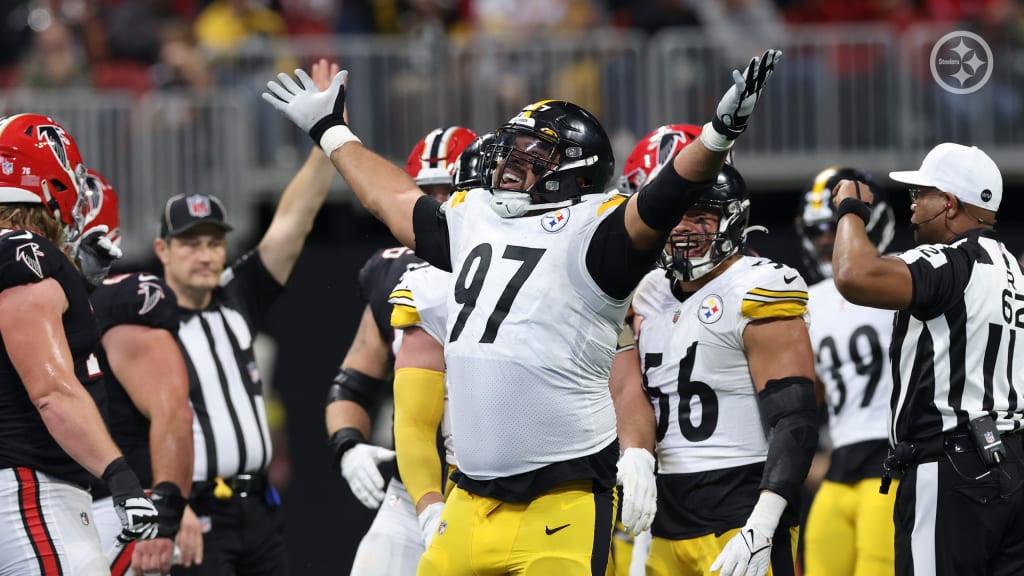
top-left (35, 125), bottom-right (72, 171)
top-left (137, 278), bottom-right (165, 316)
top-left (15, 242), bottom-right (45, 279)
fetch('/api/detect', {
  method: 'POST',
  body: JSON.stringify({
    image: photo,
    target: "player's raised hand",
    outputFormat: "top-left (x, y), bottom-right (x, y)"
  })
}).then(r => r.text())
top-left (263, 64), bottom-right (356, 153)
top-left (310, 58), bottom-right (348, 124)
top-left (701, 49), bottom-right (782, 152)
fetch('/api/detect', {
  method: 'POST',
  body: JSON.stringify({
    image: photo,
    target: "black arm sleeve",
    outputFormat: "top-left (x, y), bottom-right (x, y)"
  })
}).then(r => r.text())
top-left (634, 161), bottom-right (715, 231)
top-left (412, 195), bottom-right (452, 272)
top-left (586, 202), bottom-right (664, 300)
top-left (757, 377), bottom-right (819, 506)
top-left (221, 249), bottom-right (285, 333)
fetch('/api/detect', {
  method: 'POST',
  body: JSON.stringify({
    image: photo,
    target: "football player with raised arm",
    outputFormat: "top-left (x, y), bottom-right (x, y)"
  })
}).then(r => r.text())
top-left (264, 50), bottom-right (781, 575)
top-left (611, 125), bottom-right (818, 576)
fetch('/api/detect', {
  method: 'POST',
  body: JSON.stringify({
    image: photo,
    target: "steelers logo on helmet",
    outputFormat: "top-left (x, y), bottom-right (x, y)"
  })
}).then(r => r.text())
top-left (662, 164), bottom-right (758, 283)
top-left (795, 166), bottom-right (895, 285)
top-left (487, 100), bottom-right (614, 218)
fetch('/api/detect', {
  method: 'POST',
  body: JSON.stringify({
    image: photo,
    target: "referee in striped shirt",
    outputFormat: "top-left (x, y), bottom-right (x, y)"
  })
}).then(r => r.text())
top-left (152, 61), bottom-right (338, 576)
top-left (829, 143), bottom-right (1024, 576)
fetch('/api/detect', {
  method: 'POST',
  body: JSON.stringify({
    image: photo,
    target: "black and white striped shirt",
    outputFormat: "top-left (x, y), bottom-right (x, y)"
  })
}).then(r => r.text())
top-left (177, 250), bottom-right (282, 481)
top-left (891, 229), bottom-right (1024, 446)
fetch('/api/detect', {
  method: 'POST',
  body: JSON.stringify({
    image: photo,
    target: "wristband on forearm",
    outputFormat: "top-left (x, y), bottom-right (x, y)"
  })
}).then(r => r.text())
top-left (836, 198), bottom-right (872, 225)
top-left (316, 125), bottom-right (361, 155)
top-left (702, 120), bottom-right (743, 151)
top-left (102, 457), bottom-right (145, 504)
top-left (328, 427), bottom-right (368, 467)
top-left (150, 481), bottom-right (187, 539)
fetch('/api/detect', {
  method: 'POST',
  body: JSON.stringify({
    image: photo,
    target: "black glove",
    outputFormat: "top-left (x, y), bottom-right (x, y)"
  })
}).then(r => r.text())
top-left (73, 225), bottom-right (122, 287)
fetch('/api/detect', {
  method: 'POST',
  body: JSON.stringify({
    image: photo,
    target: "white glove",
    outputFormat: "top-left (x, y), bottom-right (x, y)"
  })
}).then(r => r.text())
top-left (262, 68), bottom-right (358, 153)
top-left (710, 491), bottom-right (787, 576)
top-left (114, 496), bottom-right (160, 544)
top-left (74, 225), bottom-right (122, 287)
top-left (340, 443), bottom-right (395, 509)
top-left (417, 502), bottom-right (444, 548)
top-left (616, 447), bottom-right (658, 535)
top-left (702, 49), bottom-right (783, 151)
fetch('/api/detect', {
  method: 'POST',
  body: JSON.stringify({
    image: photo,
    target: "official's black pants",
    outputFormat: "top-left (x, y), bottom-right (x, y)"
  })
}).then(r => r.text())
top-left (895, 432), bottom-right (1024, 576)
top-left (172, 481), bottom-right (287, 576)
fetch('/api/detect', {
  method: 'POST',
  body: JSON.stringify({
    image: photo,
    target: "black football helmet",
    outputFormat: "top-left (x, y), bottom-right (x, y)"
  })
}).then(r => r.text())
top-left (453, 132), bottom-right (495, 191)
top-left (796, 166), bottom-right (895, 285)
top-left (661, 164), bottom-right (760, 282)
top-left (487, 100), bottom-right (615, 217)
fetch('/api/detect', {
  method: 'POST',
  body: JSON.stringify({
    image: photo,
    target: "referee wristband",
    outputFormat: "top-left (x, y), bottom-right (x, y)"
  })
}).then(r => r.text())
top-left (328, 427), bottom-right (368, 467)
top-left (836, 198), bottom-right (872, 225)
top-left (318, 125), bottom-right (361, 155)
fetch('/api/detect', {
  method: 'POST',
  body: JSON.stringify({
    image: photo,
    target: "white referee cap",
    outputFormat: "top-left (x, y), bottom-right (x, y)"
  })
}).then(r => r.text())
top-left (889, 143), bottom-right (1002, 212)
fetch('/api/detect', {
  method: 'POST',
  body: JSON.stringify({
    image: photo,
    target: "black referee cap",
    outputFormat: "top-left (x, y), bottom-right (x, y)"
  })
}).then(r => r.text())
top-left (160, 194), bottom-right (234, 238)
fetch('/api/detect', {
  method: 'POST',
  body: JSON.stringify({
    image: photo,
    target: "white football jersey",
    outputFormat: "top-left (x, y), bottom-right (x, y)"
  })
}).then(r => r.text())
top-left (807, 279), bottom-right (893, 449)
top-left (632, 257), bottom-right (809, 474)
top-left (440, 188), bottom-right (629, 479)
top-left (390, 264), bottom-right (457, 467)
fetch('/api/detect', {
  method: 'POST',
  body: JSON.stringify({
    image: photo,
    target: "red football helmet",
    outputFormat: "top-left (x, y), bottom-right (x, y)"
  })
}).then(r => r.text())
top-left (0, 113), bottom-right (88, 237)
top-left (405, 126), bottom-right (478, 186)
top-left (620, 124), bottom-right (703, 196)
top-left (82, 169), bottom-right (120, 248)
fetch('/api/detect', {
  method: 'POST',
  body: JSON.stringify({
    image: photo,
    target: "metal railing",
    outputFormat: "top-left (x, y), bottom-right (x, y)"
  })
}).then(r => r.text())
top-left (1, 23), bottom-right (1020, 258)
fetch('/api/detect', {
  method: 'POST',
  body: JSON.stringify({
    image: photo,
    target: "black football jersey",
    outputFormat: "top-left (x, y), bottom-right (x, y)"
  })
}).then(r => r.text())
top-left (357, 246), bottom-right (424, 350)
top-left (0, 229), bottom-right (103, 485)
top-left (89, 273), bottom-right (180, 496)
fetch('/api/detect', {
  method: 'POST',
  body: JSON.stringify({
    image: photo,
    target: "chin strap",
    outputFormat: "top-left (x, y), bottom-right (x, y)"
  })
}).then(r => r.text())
top-left (488, 191), bottom-right (576, 219)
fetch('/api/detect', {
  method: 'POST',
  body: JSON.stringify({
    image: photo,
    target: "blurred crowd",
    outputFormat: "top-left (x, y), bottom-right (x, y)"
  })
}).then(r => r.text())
top-left (0, 0), bottom-right (1020, 94)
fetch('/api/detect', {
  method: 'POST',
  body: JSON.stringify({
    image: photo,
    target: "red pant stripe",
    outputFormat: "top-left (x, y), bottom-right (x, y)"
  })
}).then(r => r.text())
top-left (15, 467), bottom-right (64, 576)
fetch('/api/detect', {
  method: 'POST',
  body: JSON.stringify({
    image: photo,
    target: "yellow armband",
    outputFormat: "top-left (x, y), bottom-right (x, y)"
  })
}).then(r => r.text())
top-left (393, 367), bottom-right (446, 508)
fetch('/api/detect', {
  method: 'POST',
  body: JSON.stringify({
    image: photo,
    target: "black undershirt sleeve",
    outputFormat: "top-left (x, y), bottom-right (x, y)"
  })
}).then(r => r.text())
top-left (586, 202), bottom-right (663, 300)
top-left (412, 195), bottom-right (452, 272)
top-left (586, 165), bottom-right (716, 299)
top-left (634, 161), bottom-right (716, 231)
